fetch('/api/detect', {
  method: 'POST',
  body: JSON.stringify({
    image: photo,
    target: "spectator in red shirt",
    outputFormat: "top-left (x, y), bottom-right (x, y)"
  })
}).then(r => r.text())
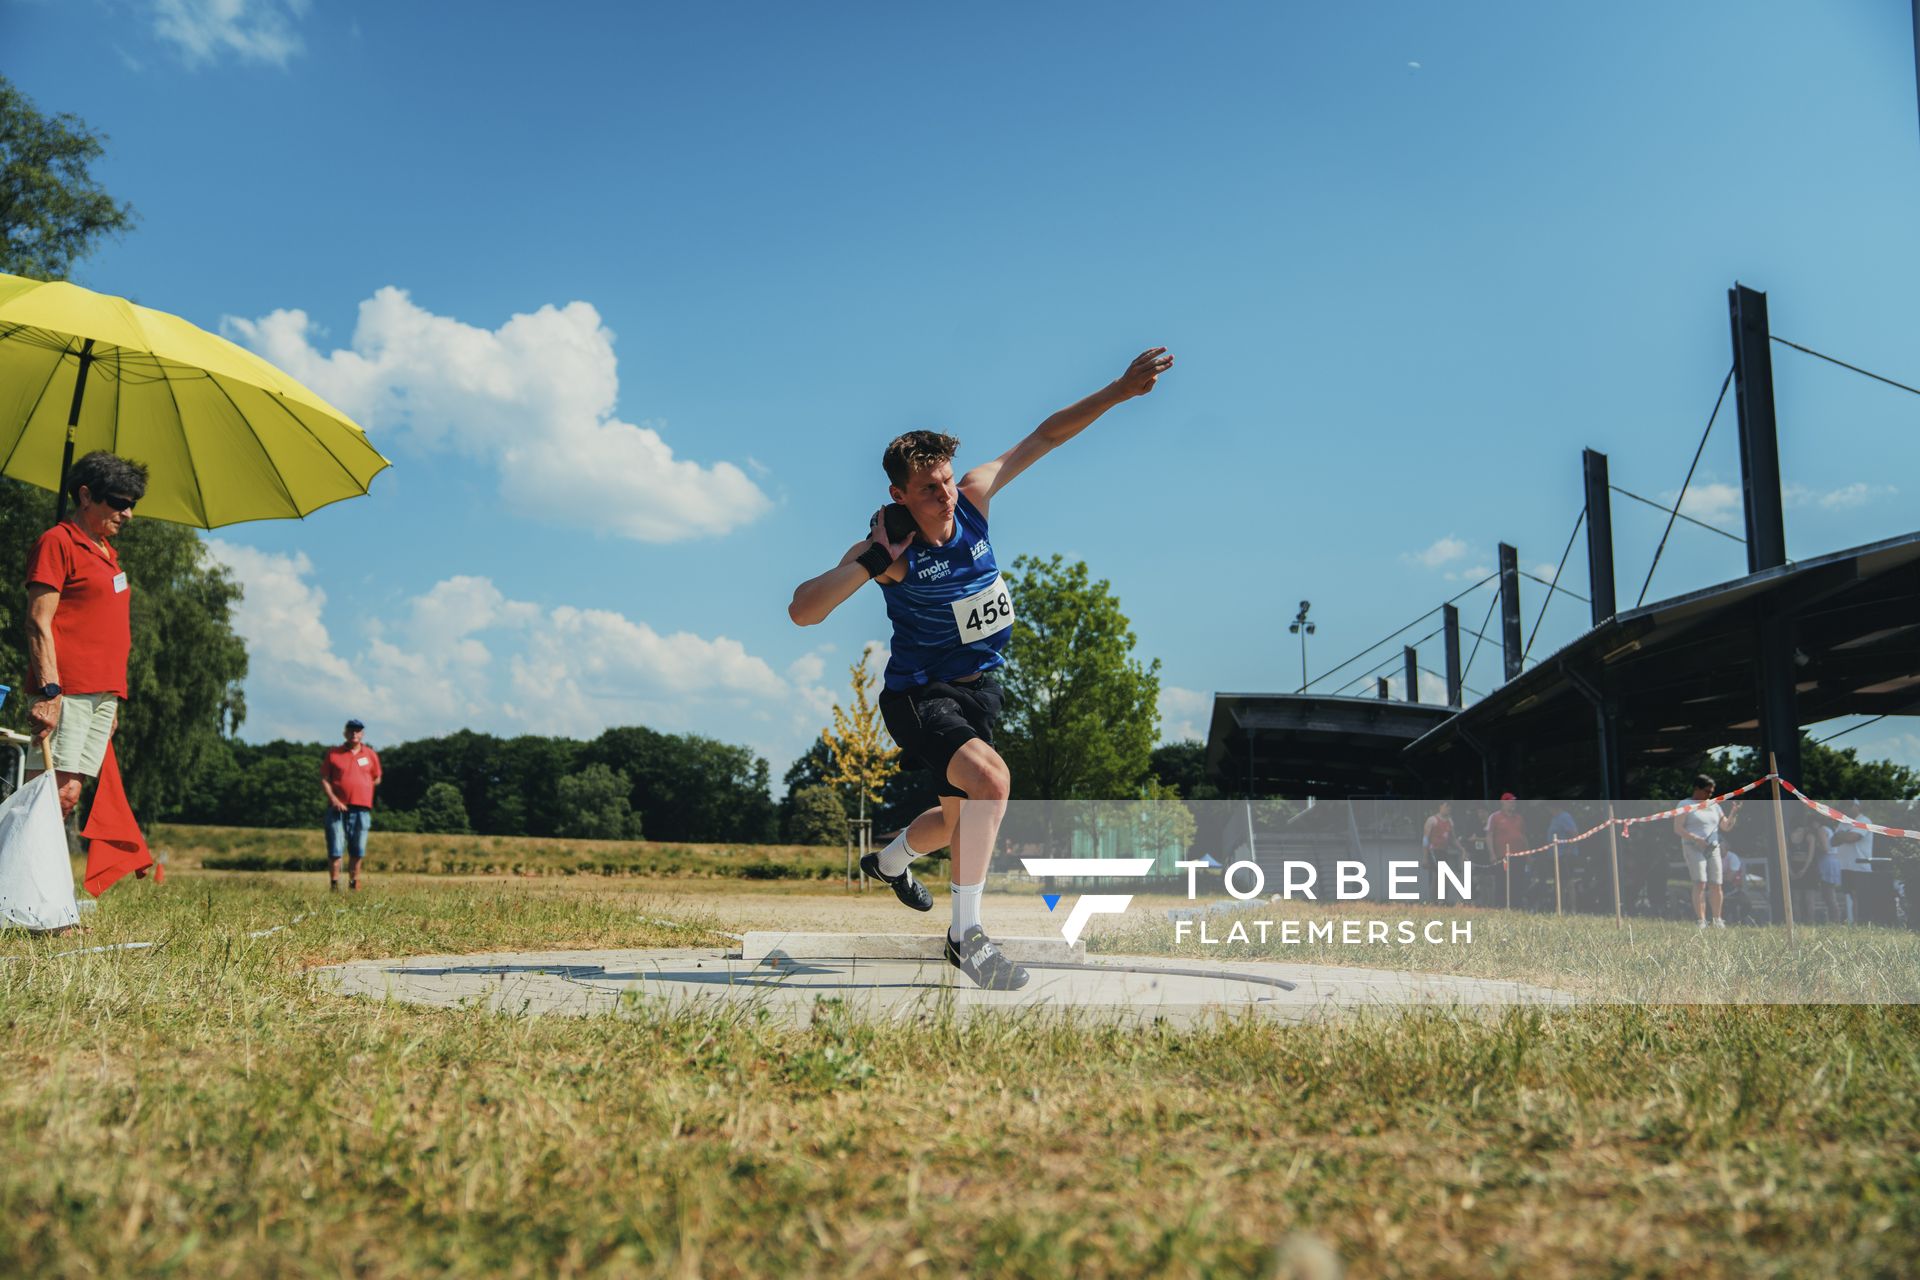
top-left (1422, 800), bottom-right (1465, 901)
top-left (23, 451), bottom-right (147, 817)
top-left (319, 719), bottom-right (383, 891)
top-left (1485, 792), bottom-right (1528, 908)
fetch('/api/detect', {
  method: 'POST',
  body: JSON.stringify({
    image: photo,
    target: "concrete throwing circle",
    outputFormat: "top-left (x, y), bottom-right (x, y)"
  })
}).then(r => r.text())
top-left (315, 948), bottom-right (1575, 1026)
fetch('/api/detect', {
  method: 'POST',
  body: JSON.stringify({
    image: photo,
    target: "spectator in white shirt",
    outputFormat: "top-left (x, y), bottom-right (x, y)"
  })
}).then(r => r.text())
top-left (1673, 773), bottom-right (1741, 930)
top-left (1828, 799), bottom-right (1874, 924)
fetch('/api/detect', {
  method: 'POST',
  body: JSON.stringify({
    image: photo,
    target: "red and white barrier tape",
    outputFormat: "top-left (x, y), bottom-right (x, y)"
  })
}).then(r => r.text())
top-left (1614, 774), bottom-right (1775, 837)
top-left (1486, 774), bottom-right (1915, 862)
top-left (1775, 778), bottom-right (1920, 840)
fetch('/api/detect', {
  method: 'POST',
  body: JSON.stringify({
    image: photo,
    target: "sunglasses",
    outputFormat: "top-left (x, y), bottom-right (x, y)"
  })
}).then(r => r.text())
top-left (97, 493), bottom-right (137, 512)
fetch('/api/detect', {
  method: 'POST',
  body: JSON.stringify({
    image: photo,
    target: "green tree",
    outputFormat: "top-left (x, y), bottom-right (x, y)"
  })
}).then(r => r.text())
top-left (232, 752), bottom-right (322, 830)
top-left (1135, 777), bottom-right (1199, 855)
top-left (0, 76), bottom-right (137, 281)
top-left (584, 726), bottom-right (775, 842)
top-left (1631, 735), bottom-right (1920, 804)
top-left (782, 735), bottom-right (847, 823)
top-left (113, 521), bottom-right (248, 814)
top-left (555, 763), bottom-right (642, 841)
top-left (0, 80), bottom-right (244, 820)
top-left (415, 782), bottom-right (471, 835)
top-left (786, 783), bottom-right (849, 847)
top-left (823, 644), bottom-right (899, 839)
top-left (996, 554), bottom-right (1161, 800)
top-left (1150, 738), bottom-right (1220, 800)
top-left (494, 734), bottom-right (582, 836)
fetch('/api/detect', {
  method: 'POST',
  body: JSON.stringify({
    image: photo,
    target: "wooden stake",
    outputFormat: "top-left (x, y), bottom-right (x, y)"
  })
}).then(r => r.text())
top-left (1606, 800), bottom-right (1624, 928)
top-left (1552, 835), bottom-right (1564, 916)
top-left (1769, 751), bottom-right (1796, 945)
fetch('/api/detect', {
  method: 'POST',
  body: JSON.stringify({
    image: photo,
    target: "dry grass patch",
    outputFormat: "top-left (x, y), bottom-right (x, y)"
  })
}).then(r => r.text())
top-left (155, 822), bottom-right (850, 880)
top-left (0, 876), bottom-right (1914, 1277)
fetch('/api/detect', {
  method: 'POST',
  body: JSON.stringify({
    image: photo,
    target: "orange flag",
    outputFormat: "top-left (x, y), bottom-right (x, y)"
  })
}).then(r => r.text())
top-left (80, 742), bottom-right (160, 895)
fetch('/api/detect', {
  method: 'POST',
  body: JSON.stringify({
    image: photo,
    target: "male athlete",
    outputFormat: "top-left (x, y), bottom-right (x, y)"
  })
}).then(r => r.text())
top-left (788, 348), bottom-right (1175, 989)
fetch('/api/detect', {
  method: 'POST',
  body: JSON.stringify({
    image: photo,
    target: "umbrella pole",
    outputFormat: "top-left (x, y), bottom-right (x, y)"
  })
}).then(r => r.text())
top-left (54, 339), bottom-right (96, 522)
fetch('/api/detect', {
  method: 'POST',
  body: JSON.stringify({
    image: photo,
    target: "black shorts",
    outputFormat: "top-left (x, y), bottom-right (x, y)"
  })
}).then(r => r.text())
top-left (878, 673), bottom-right (1004, 799)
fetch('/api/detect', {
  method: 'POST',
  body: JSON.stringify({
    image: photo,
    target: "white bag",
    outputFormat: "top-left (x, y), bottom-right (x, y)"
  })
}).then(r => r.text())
top-left (0, 772), bottom-right (81, 931)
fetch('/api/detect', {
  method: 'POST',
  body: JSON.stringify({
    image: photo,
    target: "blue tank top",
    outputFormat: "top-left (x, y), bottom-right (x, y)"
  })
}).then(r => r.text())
top-left (878, 493), bottom-right (1014, 690)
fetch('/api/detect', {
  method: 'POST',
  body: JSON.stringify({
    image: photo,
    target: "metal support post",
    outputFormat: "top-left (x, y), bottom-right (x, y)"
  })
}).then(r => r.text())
top-left (1582, 448), bottom-right (1617, 626)
top-left (1728, 283), bottom-right (1788, 573)
top-left (1403, 646), bottom-right (1418, 703)
top-left (1498, 542), bottom-right (1523, 681)
top-left (1443, 604), bottom-right (1463, 707)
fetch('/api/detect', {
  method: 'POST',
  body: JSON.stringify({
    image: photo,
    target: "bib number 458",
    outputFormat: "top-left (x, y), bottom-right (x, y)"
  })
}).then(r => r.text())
top-left (966, 591), bottom-right (1009, 633)
top-left (951, 580), bottom-right (1015, 645)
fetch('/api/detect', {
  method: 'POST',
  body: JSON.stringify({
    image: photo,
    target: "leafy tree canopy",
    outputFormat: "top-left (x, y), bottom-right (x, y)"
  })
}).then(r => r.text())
top-left (995, 553), bottom-right (1160, 801)
top-left (0, 76), bottom-right (137, 281)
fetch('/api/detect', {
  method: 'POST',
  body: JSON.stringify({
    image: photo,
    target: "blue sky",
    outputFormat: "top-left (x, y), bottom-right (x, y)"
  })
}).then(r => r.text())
top-left (9, 0), bottom-right (1920, 779)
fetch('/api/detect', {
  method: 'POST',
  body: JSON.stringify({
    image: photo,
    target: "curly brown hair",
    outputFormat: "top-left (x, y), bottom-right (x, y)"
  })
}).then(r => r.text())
top-left (881, 430), bottom-right (960, 487)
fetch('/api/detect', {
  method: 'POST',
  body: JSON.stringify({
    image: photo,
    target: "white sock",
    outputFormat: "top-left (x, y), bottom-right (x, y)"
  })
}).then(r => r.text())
top-left (949, 880), bottom-right (983, 941)
top-left (875, 830), bottom-right (920, 878)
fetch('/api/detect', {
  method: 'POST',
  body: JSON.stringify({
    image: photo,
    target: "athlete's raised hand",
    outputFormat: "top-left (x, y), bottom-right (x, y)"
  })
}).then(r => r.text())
top-left (1112, 347), bottom-right (1175, 399)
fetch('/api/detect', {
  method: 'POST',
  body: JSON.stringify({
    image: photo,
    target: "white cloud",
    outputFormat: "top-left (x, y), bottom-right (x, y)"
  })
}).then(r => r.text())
top-left (1847, 731), bottom-right (1920, 776)
top-left (204, 541), bottom-right (834, 763)
top-left (1659, 481), bottom-right (1742, 527)
top-left (1158, 686), bottom-right (1211, 743)
top-left (1404, 535), bottom-right (1468, 569)
top-left (226, 287), bottom-right (772, 541)
top-left (1784, 481), bottom-right (1898, 512)
top-left (202, 541), bottom-right (373, 729)
top-left (152, 0), bottom-right (309, 67)
top-left (1378, 670), bottom-right (1451, 705)
top-left (1446, 563), bottom-right (1493, 583)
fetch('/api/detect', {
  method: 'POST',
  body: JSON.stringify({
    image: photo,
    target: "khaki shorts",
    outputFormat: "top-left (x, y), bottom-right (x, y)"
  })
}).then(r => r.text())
top-left (1680, 840), bottom-right (1723, 886)
top-left (25, 693), bottom-right (119, 777)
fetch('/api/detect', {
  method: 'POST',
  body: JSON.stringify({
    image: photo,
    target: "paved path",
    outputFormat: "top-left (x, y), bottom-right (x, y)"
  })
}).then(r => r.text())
top-left (316, 946), bottom-right (1576, 1027)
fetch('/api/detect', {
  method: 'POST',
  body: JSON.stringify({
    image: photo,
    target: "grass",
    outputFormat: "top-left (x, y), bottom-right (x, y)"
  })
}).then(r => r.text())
top-left (155, 822), bottom-right (857, 880)
top-left (1098, 895), bottom-right (1920, 1004)
top-left (1, 875), bottom-right (1916, 1277)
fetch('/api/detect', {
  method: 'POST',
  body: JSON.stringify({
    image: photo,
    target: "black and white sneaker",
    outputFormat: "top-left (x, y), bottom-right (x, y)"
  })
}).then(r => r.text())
top-left (860, 851), bottom-right (933, 912)
top-left (944, 926), bottom-right (1030, 991)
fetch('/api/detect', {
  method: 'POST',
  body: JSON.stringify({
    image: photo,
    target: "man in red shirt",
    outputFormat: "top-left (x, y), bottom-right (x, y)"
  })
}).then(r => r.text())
top-left (23, 452), bottom-right (147, 818)
top-left (1485, 792), bottom-right (1529, 909)
top-left (319, 719), bottom-right (382, 891)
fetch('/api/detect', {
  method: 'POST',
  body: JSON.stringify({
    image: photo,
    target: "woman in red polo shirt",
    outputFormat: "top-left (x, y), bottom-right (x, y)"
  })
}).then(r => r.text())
top-left (24, 451), bottom-right (148, 818)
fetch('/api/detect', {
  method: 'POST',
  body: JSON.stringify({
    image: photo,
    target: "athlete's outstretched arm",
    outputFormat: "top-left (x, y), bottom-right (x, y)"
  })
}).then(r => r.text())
top-left (960, 347), bottom-right (1174, 514)
top-left (788, 513), bottom-right (914, 626)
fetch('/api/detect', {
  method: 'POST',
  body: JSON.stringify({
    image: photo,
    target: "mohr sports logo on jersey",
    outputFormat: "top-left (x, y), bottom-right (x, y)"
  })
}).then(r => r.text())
top-left (915, 559), bottom-right (953, 581)
top-left (1020, 857), bottom-right (1156, 945)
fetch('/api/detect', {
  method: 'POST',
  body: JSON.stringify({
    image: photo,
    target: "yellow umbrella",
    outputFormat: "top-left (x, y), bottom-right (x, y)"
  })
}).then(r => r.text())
top-left (0, 272), bottom-right (388, 527)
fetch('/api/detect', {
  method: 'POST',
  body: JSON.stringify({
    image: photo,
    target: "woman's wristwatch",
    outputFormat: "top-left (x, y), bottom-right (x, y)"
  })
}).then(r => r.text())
top-left (37, 683), bottom-right (61, 699)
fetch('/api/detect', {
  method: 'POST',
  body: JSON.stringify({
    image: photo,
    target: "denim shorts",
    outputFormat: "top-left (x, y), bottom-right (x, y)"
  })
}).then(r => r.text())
top-left (325, 806), bottom-right (372, 860)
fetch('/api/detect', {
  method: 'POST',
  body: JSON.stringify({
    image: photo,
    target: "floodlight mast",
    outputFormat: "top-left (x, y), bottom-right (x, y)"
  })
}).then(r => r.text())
top-left (1288, 600), bottom-right (1316, 692)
